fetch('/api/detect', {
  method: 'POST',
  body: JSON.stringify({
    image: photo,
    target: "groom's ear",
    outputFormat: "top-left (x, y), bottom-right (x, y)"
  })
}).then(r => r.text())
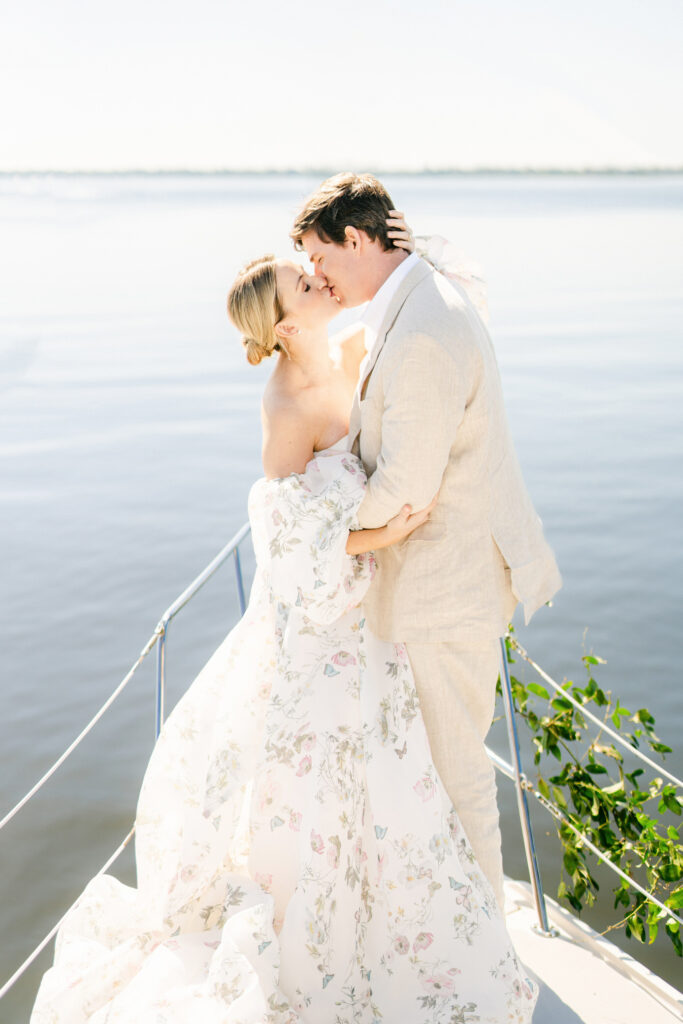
top-left (343, 226), bottom-right (363, 252)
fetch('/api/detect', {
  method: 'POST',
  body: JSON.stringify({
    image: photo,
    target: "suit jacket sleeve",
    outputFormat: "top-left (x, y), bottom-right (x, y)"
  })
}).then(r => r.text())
top-left (356, 332), bottom-right (472, 529)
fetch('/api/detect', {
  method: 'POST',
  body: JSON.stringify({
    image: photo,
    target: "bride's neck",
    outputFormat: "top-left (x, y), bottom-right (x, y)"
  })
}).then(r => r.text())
top-left (280, 328), bottom-right (332, 385)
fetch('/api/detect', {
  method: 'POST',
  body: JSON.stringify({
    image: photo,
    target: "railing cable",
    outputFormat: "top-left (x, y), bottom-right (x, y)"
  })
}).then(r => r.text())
top-left (486, 746), bottom-right (682, 927)
top-left (0, 524), bottom-right (253, 834)
top-left (534, 784), bottom-right (682, 926)
top-left (0, 636), bottom-right (160, 835)
top-left (509, 637), bottom-right (682, 790)
top-left (0, 825), bottom-right (135, 1000)
top-left (3, 526), bottom-right (680, 1007)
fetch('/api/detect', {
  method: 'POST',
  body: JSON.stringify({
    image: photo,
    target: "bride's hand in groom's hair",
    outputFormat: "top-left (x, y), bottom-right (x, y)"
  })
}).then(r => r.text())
top-left (386, 210), bottom-right (415, 253)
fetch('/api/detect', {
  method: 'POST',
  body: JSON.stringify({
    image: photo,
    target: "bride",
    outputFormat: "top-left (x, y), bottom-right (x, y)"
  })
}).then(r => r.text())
top-left (31, 219), bottom-right (537, 1023)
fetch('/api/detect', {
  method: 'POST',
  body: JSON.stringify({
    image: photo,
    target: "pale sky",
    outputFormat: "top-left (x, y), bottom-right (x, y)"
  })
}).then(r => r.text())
top-left (1, 0), bottom-right (682, 171)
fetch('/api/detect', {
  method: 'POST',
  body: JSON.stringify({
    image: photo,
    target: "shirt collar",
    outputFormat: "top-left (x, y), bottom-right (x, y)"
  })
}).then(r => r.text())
top-left (360, 251), bottom-right (420, 337)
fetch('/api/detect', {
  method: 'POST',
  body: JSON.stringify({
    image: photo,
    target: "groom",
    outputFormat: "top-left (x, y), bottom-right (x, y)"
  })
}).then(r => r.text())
top-left (290, 173), bottom-right (561, 912)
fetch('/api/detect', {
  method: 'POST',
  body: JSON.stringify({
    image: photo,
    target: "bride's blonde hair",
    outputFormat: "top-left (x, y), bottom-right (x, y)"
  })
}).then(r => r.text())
top-left (227, 255), bottom-right (285, 365)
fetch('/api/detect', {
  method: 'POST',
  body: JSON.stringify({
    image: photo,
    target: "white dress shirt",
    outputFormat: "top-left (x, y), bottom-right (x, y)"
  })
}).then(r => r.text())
top-left (357, 251), bottom-right (420, 393)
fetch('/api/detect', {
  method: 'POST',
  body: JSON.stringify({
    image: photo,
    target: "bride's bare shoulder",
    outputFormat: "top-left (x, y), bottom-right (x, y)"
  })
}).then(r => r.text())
top-left (261, 382), bottom-right (318, 480)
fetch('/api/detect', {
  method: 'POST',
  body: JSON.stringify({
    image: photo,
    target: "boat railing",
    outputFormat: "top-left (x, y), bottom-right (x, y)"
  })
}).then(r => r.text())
top-left (1, 524), bottom-right (681, 1002)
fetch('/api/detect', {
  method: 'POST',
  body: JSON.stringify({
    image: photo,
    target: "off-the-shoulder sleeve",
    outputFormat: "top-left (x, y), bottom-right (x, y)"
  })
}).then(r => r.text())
top-left (414, 235), bottom-right (489, 326)
top-left (248, 450), bottom-right (375, 625)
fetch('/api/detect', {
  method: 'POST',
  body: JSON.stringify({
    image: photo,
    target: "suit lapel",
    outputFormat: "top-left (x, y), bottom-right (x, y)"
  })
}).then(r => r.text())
top-left (348, 261), bottom-right (432, 453)
top-left (358, 260), bottom-right (431, 397)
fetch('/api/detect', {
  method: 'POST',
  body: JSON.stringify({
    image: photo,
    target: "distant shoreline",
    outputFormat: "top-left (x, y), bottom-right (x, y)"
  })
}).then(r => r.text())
top-left (1, 167), bottom-right (682, 178)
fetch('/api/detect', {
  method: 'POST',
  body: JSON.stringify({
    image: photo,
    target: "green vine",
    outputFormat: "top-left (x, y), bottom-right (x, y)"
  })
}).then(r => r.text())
top-left (496, 632), bottom-right (683, 955)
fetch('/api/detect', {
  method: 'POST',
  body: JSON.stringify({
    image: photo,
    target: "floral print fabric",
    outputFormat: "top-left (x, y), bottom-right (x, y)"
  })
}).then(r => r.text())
top-left (32, 445), bottom-right (537, 1023)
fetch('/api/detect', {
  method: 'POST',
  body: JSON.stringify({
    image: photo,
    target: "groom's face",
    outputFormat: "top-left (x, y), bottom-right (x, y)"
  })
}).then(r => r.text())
top-left (301, 231), bottom-right (367, 309)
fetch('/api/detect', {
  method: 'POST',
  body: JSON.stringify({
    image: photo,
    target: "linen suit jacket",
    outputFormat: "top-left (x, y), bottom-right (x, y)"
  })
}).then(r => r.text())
top-left (348, 258), bottom-right (562, 645)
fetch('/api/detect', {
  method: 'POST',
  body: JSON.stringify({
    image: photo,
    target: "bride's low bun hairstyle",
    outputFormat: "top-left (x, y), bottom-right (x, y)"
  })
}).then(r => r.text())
top-left (227, 255), bottom-right (285, 366)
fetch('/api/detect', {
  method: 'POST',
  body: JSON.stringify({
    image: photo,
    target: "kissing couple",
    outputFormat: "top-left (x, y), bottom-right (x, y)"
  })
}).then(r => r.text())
top-left (32, 172), bottom-right (561, 1023)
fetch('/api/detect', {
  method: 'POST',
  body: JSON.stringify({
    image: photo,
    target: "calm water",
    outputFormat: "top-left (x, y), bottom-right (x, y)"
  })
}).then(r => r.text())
top-left (1, 173), bottom-right (682, 1016)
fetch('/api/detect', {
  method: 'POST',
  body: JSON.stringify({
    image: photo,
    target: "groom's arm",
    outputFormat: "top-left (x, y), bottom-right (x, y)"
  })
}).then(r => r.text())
top-left (356, 332), bottom-right (472, 529)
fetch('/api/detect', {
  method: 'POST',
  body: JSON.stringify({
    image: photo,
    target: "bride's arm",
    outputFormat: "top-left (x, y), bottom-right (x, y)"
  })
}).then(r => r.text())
top-left (329, 323), bottom-right (367, 382)
top-left (345, 496), bottom-right (436, 555)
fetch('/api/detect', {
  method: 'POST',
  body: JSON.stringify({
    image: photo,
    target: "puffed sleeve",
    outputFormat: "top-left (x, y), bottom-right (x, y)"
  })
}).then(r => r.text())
top-left (414, 235), bottom-right (489, 326)
top-left (248, 450), bottom-right (374, 624)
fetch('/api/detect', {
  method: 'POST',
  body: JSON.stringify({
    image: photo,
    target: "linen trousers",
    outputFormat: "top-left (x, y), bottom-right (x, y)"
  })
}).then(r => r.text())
top-left (406, 639), bottom-right (505, 912)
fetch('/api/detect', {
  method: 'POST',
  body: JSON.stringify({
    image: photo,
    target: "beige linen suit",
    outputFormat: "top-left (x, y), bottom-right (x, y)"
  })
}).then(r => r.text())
top-left (349, 258), bottom-right (561, 908)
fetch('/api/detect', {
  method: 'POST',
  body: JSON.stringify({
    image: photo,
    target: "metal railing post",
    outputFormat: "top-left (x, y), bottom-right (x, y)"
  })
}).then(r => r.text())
top-left (499, 636), bottom-right (556, 936)
top-left (233, 546), bottom-right (246, 615)
top-left (155, 624), bottom-right (167, 739)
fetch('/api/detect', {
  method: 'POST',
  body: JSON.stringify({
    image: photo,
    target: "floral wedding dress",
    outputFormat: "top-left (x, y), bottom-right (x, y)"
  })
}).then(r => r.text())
top-left (32, 311), bottom-right (537, 1024)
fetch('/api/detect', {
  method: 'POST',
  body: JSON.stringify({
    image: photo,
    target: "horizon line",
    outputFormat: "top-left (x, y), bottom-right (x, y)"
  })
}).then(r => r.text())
top-left (1, 166), bottom-right (682, 177)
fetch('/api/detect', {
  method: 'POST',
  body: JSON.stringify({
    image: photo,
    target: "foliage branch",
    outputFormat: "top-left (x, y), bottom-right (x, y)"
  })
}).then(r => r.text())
top-left (497, 632), bottom-right (682, 955)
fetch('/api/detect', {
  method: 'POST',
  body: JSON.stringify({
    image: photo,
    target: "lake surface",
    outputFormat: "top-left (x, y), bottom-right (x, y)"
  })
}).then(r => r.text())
top-left (1, 172), bottom-right (682, 1015)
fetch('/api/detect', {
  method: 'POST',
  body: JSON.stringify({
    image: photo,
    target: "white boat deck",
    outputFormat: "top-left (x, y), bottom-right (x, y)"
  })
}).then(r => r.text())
top-left (504, 879), bottom-right (683, 1023)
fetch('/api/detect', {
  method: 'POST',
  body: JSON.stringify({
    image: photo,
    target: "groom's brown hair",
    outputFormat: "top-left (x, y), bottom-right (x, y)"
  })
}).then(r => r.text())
top-left (291, 172), bottom-right (396, 252)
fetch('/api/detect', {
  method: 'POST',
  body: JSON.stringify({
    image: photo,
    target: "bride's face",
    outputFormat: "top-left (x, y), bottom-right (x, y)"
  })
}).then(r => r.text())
top-left (274, 260), bottom-right (341, 334)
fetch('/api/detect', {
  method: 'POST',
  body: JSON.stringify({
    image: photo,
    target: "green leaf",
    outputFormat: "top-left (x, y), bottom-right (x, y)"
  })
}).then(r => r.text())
top-left (658, 864), bottom-right (683, 883)
top-left (564, 851), bottom-right (579, 874)
top-left (614, 887), bottom-right (630, 909)
top-left (565, 889), bottom-right (583, 912)
top-left (552, 697), bottom-right (573, 712)
top-left (602, 782), bottom-right (625, 797)
top-left (597, 824), bottom-right (617, 847)
top-left (667, 888), bottom-right (683, 910)
top-left (552, 786), bottom-right (568, 810)
top-left (538, 777), bottom-right (551, 800)
top-left (673, 932), bottom-right (683, 956)
top-left (593, 742), bottom-right (623, 762)
top-left (527, 682), bottom-right (550, 699)
top-left (664, 792), bottom-right (682, 815)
